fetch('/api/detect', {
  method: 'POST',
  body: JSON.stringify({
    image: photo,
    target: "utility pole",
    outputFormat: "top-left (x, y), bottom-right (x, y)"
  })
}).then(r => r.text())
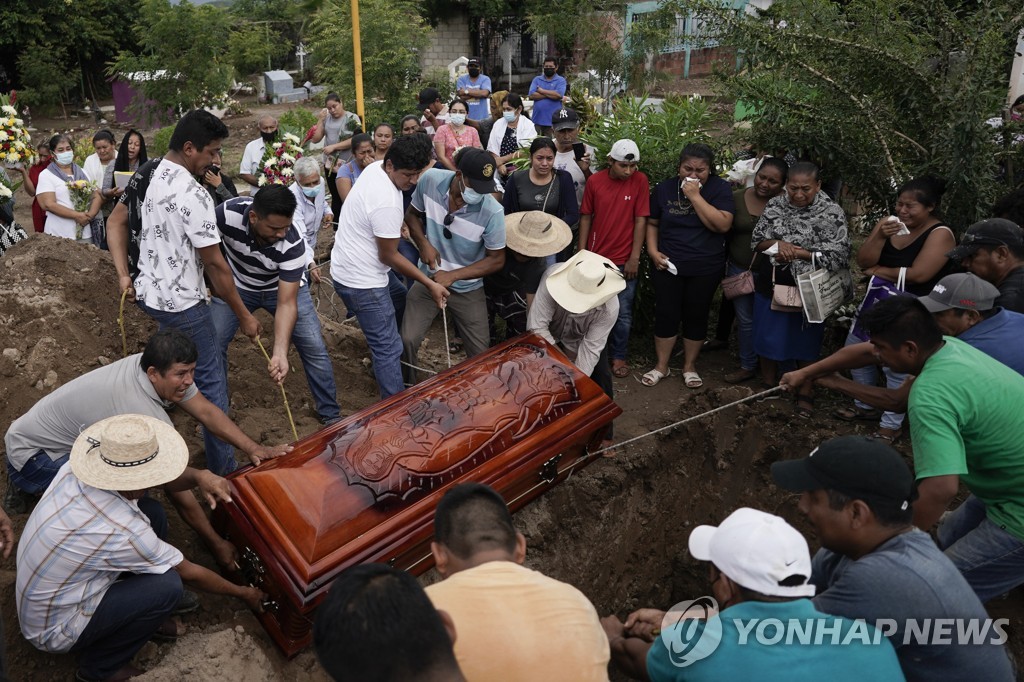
top-left (351, 0), bottom-right (365, 124)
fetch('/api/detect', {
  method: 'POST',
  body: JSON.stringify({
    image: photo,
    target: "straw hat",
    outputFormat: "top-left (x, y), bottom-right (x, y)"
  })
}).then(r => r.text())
top-left (505, 211), bottom-right (572, 257)
top-left (70, 414), bottom-right (189, 491)
top-left (545, 250), bottom-right (627, 314)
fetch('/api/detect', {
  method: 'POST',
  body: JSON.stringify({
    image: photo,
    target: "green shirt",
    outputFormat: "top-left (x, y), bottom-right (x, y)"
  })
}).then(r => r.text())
top-left (909, 336), bottom-right (1024, 539)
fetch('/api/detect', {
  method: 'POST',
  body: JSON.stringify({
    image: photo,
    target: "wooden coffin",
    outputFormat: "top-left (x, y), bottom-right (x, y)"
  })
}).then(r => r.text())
top-left (213, 334), bottom-right (621, 657)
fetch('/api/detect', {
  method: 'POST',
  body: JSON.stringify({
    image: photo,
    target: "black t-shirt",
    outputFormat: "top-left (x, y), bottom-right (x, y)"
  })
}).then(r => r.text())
top-left (997, 266), bottom-right (1024, 314)
top-left (117, 156), bottom-right (163, 279)
top-left (649, 174), bottom-right (734, 276)
top-left (484, 252), bottom-right (546, 297)
top-left (513, 171), bottom-right (560, 215)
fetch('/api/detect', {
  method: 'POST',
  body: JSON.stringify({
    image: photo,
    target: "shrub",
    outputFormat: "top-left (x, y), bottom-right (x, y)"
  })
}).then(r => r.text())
top-left (149, 126), bottom-right (175, 157)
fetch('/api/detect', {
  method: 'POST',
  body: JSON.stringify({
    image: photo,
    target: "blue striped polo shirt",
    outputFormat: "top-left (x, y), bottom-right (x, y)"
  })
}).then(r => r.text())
top-left (215, 196), bottom-right (308, 292)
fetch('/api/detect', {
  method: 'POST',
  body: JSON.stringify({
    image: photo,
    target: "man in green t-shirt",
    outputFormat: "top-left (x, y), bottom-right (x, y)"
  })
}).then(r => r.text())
top-left (781, 296), bottom-right (1024, 602)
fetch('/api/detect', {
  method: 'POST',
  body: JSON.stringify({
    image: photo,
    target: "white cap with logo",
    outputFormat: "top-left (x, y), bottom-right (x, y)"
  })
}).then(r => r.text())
top-left (608, 139), bottom-right (640, 162)
top-left (688, 507), bottom-right (816, 598)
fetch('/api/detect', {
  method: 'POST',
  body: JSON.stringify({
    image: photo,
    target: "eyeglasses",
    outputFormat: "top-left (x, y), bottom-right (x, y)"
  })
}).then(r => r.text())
top-left (443, 213), bottom-right (454, 239)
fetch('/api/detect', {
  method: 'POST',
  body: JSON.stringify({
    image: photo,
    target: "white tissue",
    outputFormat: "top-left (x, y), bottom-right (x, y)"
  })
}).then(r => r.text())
top-left (665, 259), bottom-right (678, 275)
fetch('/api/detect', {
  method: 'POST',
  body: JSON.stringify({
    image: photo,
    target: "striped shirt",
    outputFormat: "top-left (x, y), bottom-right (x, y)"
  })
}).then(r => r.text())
top-left (16, 464), bottom-right (183, 653)
top-left (215, 197), bottom-right (308, 292)
top-left (411, 169), bottom-right (506, 293)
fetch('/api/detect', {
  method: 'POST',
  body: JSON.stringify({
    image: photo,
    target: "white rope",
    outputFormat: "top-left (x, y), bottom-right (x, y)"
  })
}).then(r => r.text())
top-left (590, 385), bottom-right (786, 457)
top-left (400, 359), bottom-right (438, 376)
top-left (442, 305), bottom-right (452, 368)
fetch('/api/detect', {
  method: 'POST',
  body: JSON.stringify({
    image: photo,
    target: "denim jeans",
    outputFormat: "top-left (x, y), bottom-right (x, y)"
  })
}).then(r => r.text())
top-left (397, 241), bottom-right (421, 290)
top-left (210, 286), bottom-right (340, 423)
top-left (937, 495), bottom-right (1024, 602)
top-left (726, 262), bottom-right (757, 371)
top-left (333, 276), bottom-right (407, 399)
top-left (842, 328), bottom-right (906, 430)
top-left (137, 301), bottom-right (235, 475)
top-left (8, 450), bottom-right (69, 494)
top-left (608, 267), bottom-right (637, 362)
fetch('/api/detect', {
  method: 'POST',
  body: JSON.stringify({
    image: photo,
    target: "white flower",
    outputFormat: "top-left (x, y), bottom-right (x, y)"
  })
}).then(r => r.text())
top-left (258, 176), bottom-right (267, 186)
top-left (0, 184), bottom-right (11, 198)
top-left (281, 168), bottom-right (294, 177)
top-left (281, 153), bottom-right (295, 163)
top-left (6, 152), bottom-right (18, 163)
top-left (265, 157), bottom-right (277, 167)
top-left (283, 133), bottom-right (301, 144)
top-left (0, 105), bottom-right (15, 116)
top-left (0, 131), bottom-right (7, 141)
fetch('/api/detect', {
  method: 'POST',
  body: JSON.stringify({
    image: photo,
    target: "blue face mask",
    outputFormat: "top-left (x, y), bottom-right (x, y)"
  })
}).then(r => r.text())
top-left (301, 180), bottom-right (322, 198)
top-left (462, 187), bottom-right (486, 205)
top-left (502, 111), bottom-right (517, 123)
top-left (55, 151), bottom-right (74, 165)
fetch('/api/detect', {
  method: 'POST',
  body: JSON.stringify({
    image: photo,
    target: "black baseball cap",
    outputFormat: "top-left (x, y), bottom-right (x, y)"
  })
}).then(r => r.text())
top-left (418, 87), bottom-right (441, 109)
top-left (456, 148), bottom-right (497, 195)
top-left (947, 218), bottom-right (1024, 262)
top-left (552, 108), bottom-right (580, 131)
top-left (771, 436), bottom-right (916, 512)
top-left (467, 57), bottom-right (481, 66)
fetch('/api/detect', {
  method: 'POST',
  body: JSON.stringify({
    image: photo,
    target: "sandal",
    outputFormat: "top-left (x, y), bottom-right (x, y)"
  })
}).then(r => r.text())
top-left (612, 360), bottom-right (630, 378)
top-left (870, 427), bottom-right (904, 444)
top-left (641, 368), bottom-right (670, 387)
top-left (795, 394), bottom-right (814, 418)
top-left (724, 368), bottom-right (757, 384)
top-left (833, 405), bottom-right (881, 422)
top-left (683, 371), bottom-right (703, 389)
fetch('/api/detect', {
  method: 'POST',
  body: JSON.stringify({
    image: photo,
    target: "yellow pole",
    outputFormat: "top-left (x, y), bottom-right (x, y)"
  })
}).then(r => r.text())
top-left (351, 0), bottom-right (365, 124)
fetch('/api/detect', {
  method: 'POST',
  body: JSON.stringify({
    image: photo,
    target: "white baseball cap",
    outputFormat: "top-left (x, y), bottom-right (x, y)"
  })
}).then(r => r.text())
top-left (608, 139), bottom-right (640, 162)
top-left (688, 507), bottom-right (815, 598)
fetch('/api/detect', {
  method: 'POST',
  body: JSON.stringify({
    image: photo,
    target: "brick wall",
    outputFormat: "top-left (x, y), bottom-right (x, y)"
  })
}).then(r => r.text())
top-left (420, 12), bottom-right (472, 72)
top-left (653, 46), bottom-right (737, 78)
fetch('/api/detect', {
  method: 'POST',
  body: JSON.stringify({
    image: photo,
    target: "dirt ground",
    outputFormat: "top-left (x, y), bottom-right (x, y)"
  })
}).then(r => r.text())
top-left (1, 103), bottom-right (1019, 680)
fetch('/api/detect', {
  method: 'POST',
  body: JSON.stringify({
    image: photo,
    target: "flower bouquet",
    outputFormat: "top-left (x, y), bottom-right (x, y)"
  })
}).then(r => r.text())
top-left (66, 179), bottom-right (97, 240)
top-left (258, 133), bottom-right (304, 187)
top-left (0, 93), bottom-right (36, 169)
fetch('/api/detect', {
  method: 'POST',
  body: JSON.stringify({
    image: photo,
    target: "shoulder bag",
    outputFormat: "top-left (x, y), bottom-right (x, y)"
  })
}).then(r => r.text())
top-left (721, 254), bottom-right (756, 300)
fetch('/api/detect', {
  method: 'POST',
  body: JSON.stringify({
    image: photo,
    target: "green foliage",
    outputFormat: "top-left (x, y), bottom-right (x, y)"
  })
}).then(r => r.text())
top-left (309, 0), bottom-right (428, 130)
top-left (582, 94), bottom-right (717, 181)
top-left (228, 22), bottom-right (291, 77)
top-left (110, 0), bottom-right (235, 115)
top-left (73, 137), bottom-right (94, 166)
top-left (15, 43), bottom-right (78, 112)
top-left (227, 0), bottom-right (304, 76)
top-left (668, 0), bottom-right (1024, 231)
top-left (150, 125), bottom-right (176, 157)
top-left (278, 107), bottom-right (320, 141)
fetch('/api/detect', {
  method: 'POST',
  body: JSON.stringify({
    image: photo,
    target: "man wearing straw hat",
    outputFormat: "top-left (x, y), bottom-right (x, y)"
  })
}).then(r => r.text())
top-left (485, 210), bottom-right (573, 345)
top-left (17, 414), bottom-right (266, 682)
top-left (528, 249), bottom-right (625, 448)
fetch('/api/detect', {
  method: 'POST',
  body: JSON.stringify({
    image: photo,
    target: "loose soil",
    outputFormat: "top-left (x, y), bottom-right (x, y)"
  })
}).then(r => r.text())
top-left (1, 103), bottom-right (1019, 680)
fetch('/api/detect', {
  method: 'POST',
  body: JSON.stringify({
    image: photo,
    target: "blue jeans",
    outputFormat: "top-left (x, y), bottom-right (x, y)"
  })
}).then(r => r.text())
top-left (137, 301), bottom-right (235, 475)
top-left (726, 262), bottom-right (756, 371)
top-left (210, 286), bottom-right (340, 424)
top-left (397, 241), bottom-right (421, 290)
top-left (608, 267), bottom-right (637, 362)
top-left (333, 276), bottom-right (407, 399)
top-left (8, 450), bottom-right (69, 494)
top-left (937, 495), bottom-right (1024, 602)
top-left (843, 328), bottom-right (906, 430)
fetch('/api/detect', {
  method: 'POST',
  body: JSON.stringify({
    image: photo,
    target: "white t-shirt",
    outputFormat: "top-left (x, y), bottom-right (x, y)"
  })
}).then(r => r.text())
top-left (330, 161), bottom-right (404, 289)
top-left (134, 158), bottom-right (222, 312)
top-left (36, 167), bottom-right (89, 240)
top-left (82, 153), bottom-right (112, 185)
top-left (554, 145), bottom-right (594, 208)
top-left (239, 138), bottom-right (266, 192)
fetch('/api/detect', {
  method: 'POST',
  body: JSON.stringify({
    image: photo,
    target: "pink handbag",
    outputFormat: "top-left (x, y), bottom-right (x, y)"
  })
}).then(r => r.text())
top-left (721, 255), bottom-right (756, 300)
top-left (770, 266), bottom-right (803, 312)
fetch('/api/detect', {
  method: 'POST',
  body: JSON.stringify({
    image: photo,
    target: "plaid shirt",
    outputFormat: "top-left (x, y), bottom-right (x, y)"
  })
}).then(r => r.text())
top-left (15, 464), bottom-right (182, 652)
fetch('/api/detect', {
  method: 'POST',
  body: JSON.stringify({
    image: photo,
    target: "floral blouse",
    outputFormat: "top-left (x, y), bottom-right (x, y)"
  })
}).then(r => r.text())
top-left (752, 190), bottom-right (853, 299)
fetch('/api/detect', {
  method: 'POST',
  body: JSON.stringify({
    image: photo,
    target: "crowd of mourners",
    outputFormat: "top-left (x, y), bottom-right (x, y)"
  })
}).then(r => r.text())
top-left (2, 56), bottom-right (1024, 681)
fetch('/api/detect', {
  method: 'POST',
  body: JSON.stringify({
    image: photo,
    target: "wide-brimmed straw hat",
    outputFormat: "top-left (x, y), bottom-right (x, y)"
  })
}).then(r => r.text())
top-left (505, 211), bottom-right (572, 257)
top-left (70, 414), bottom-right (189, 491)
top-left (545, 250), bottom-right (627, 314)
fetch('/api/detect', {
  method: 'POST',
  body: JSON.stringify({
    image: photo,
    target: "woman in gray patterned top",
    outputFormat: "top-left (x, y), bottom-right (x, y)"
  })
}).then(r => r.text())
top-left (751, 161), bottom-right (851, 416)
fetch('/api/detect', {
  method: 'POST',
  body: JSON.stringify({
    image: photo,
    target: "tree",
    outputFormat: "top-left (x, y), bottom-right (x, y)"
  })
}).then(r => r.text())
top-left (228, 0), bottom-right (305, 77)
top-left (669, 0), bottom-right (1024, 229)
top-left (308, 0), bottom-right (429, 127)
top-left (110, 0), bottom-right (235, 116)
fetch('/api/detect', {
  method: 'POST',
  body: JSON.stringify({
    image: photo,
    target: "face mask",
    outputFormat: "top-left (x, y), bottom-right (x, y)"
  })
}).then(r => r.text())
top-left (301, 181), bottom-right (323, 198)
top-left (544, 68), bottom-right (556, 78)
top-left (503, 111), bottom-right (517, 123)
top-left (261, 130), bottom-right (277, 143)
top-left (462, 184), bottom-right (486, 205)
top-left (449, 113), bottom-right (466, 126)
top-left (468, 68), bottom-right (480, 77)
top-left (55, 151), bottom-right (74, 165)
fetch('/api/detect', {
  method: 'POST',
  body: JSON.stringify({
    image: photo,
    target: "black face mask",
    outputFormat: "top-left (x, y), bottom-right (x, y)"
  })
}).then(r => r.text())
top-left (261, 130), bottom-right (278, 144)
top-left (468, 68), bottom-right (480, 77)
top-left (543, 68), bottom-right (556, 78)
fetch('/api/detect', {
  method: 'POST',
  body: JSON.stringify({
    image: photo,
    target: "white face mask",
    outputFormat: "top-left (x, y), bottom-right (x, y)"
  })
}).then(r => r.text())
top-left (301, 180), bottom-right (323, 198)
top-left (55, 151), bottom-right (74, 165)
top-left (449, 113), bottom-right (466, 126)
top-left (503, 111), bottom-right (517, 123)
